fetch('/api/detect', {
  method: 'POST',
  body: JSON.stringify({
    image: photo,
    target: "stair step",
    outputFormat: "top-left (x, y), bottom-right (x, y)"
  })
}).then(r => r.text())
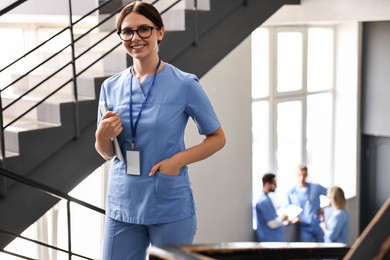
top-left (2, 94), bottom-right (61, 124)
top-left (1, 91), bottom-right (94, 127)
top-left (9, 73), bottom-right (99, 99)
top-left (3, 117), bottom-right (61, 155)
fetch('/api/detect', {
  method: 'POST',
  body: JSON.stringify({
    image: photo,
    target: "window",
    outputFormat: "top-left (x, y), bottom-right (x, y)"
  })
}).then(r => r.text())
top-left (251, 25), bottom-right (358, 228)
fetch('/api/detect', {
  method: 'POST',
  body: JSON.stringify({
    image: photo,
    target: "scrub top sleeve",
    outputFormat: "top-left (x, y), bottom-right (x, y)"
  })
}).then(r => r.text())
top-left (257, 200), bottom-right (276, 222)
top-left (319, 184), bottom-right (327, 196)
top-left (97, 80), bottom-right (108, 126)
top-left (97, 80), bottom-right (106, 126)
top-left (185, 76), bottom-right (221, 135)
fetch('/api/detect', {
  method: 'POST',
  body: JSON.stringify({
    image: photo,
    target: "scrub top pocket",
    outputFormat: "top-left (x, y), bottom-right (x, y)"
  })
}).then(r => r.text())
top-left (155, 171), bottom-right (190, 200)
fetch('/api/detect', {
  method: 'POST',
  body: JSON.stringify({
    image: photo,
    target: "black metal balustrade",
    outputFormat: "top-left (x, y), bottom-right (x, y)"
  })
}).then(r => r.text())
top-left (0, 0), bottom-right (190, 258)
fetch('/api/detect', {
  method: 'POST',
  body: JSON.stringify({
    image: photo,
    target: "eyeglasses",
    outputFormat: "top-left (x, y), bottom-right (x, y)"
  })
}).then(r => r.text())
top-left (117, 26), bottom-right (159, 41)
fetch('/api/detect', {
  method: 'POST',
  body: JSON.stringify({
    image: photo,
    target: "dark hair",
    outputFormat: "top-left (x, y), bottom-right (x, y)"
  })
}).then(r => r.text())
top-left (262, 173), bottom-right (275, 186)
top-left (116, 1), bottom-right (164, 44)
top-left (298, 164), bottom-right (308, 173)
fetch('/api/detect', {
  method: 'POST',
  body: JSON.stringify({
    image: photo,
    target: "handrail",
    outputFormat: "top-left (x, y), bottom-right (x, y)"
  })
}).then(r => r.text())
top-left (0, 167), bottom-right (104, 260)
top-left (0, 0), bottom-right (123, 166)
top-left (0, 167), bottom-right (104, 214)
top-left (0, 228), bottom-right (96, 260)
top-left (0, 0), bottom-right (180, 136)
top-left (0, 0), bottom-right (187, 258)
top-left (0, 0), bottom-right (28, 17)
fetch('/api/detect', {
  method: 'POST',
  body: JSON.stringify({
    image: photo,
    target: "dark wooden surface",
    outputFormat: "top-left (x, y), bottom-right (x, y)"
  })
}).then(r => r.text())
top-left (344, 197), bottom-right (390, 260)
top-left (148, 242), bottom-right (350, 260)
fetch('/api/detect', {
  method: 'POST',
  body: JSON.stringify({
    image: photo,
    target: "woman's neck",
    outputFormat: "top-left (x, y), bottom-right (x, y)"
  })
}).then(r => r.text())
top-left (133, 57), bottom-right (161, 82)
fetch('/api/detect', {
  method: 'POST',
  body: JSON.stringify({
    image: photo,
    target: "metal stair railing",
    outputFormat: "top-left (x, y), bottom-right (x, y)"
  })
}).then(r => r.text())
top-left (0, 0), bottom-right (29, 17)
top-left (0, 0), bottom-right (189, 198)
top-left (0, 0), bottom-right (185, 159)
top-left (0, 0), bottom-right (124, 200)
top-left (0, 1), bottom-right (199, 257)
top-left (0, 167), bottom-right (105, 260)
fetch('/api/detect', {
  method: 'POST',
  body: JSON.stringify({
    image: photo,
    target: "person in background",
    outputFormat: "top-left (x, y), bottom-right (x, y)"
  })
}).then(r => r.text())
top-left (320, 186), bottom-right (349, 244)
top-left (95, 1), bottom-right (226, 259)
top-left (287, 164), bottom-right (327, 242)
top-left (255, 173), bottom-right (288, 242)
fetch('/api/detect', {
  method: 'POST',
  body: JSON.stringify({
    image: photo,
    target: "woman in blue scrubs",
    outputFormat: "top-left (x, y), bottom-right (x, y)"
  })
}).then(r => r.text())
top-left (320, 186), bottom-right (349, 244)
top-left (95, 2), bottom-right (226, 259)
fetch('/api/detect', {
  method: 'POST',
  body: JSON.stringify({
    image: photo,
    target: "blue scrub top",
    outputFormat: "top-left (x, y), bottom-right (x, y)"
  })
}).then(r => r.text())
top-left (287, 182), bottom-right (327, 227)
top-left (98, 63), bottom-right (221, 225)
top-left (255, 192), bottom-right (285, 242)
top-left (324, 209), bottom-right (349, 243)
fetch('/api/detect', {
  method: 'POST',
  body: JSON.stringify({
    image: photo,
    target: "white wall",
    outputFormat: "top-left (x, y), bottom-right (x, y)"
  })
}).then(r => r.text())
top-left (186, 37), bottom-right (254, 243)
top-left (265, 0), bottom-right (390, 25)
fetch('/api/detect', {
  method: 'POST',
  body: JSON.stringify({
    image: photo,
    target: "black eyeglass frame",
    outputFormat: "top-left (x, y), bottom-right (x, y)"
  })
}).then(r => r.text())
top-left (117, 26), bottom-right (160, 41)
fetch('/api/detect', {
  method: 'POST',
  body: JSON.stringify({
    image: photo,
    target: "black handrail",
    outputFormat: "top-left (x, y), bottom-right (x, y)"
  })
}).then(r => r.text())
top-left (0, 0), bottom-right (179, 128)
top-left (0, 0), bottom-right (123, 165)
top-left (0, 0), bottom-right (184, 161)
top-left (0, 168), bottom-right (104, 259)
top-left (0, 228), bottom-right (96, 260)
top-left (0, 0), bottom-right (189, 258)
top-left (0, 0), bottom-right (113, 75)
top-left (0, 0), bottom-right (181, 144)
top-left (0, 167), bottom-right (104, 214)
top-left (0, 167), bottom-right (104, 260)
top-left (0, 0), bottom-right (28, 17)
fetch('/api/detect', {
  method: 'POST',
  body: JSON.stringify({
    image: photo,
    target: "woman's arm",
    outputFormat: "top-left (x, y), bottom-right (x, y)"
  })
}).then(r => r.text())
top-left (95, 111), bottom-right (123, 161)
top-left (149, 126), bottom-right (226, 176)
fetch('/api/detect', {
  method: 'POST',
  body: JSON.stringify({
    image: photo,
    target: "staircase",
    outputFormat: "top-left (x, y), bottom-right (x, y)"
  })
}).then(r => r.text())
top-left (0, 0), bottom-right (300, 254)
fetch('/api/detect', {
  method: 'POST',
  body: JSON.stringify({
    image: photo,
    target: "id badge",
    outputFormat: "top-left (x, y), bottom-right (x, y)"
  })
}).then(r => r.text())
top-left (126, 150), bottom-right (141, 175)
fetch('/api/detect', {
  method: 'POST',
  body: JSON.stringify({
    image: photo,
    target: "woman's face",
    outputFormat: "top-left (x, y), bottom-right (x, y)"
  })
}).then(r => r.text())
top-left (120, 12), bottom-right (164, 61)
top-left (327, 188), bottom-right (335, 206)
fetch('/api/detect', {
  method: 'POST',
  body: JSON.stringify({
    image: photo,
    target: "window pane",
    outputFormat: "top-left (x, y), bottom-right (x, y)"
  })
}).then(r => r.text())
top-left (252, 101), bottom-right (269, 228)
top-left (252, 101), bottom-right (270, 201)
top-left (276, 101), bottom-right (302, 203)
top-left (307, 93), bottom-right (332, 186)
top-left (307, 28), bottom-right (334, 92)
top-left (277, 32), bottom-right (303, 92)
top-left (252, 28), bottom-right (269, 98)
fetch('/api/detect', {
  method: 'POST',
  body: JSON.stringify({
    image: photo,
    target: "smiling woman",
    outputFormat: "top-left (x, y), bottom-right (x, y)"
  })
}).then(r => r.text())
top-left (94, 1), bottom-right (226, 259)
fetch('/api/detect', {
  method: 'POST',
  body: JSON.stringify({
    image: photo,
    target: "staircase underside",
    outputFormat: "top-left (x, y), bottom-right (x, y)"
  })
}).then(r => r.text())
top-left (0, 0), bottom-right (299, 250)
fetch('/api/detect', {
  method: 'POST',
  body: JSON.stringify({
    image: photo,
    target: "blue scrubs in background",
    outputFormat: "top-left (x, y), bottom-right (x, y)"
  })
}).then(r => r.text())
top-left (287, 182), bottom-right (327, 242)
top-left (255, 192), bottom-right (285, 242)
top-left (324, 208), bottom-right (349, 243)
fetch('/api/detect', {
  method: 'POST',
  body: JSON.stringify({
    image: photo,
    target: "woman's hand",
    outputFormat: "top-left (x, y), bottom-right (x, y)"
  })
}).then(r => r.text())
top-left (97, 111), bottom-right (123, 140)
top-left (95, 111), bottom-right (123, 160)
top-left (149, 127), bottom-right (226, 177)
top-left (149, 156), bottom-right (182, 176)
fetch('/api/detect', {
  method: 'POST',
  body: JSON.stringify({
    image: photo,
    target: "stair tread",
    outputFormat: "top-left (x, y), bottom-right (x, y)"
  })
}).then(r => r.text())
top-left (0, 150), bottom-right (19, 160)
top-left (2, 92), bottom-right (95, 102)
top-left (5, 117), bottom-right (60, 132)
